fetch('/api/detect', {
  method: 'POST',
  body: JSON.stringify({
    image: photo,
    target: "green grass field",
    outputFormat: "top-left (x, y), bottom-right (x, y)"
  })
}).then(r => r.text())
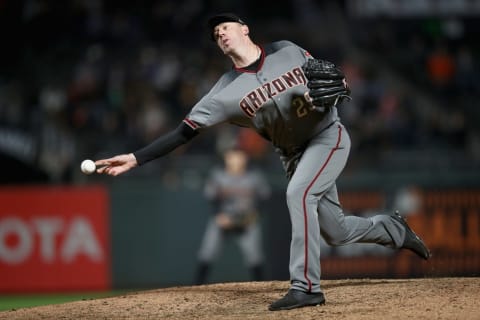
top-left (0, 291), bottom-right (125, 311)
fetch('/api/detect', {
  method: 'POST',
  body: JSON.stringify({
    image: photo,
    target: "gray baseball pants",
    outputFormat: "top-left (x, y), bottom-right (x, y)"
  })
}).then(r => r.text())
top-left (286, 122), bottom-right (407, 293)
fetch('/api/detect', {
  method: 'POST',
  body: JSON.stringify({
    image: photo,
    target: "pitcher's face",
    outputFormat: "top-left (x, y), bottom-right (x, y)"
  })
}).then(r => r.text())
top-left (213, 22), bottom-right (249, 55)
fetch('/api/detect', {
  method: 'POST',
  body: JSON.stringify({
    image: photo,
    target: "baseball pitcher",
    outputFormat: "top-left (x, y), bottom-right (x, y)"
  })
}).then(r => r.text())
top-left (95, 13), bottom-right (431, 311)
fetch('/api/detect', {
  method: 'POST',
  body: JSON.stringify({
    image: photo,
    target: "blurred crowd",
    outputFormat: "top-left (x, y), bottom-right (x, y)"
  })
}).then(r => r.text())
top-left (0, 0), bottom-right (479, 184)
top-left (345, 14), bottom-right (480, 170)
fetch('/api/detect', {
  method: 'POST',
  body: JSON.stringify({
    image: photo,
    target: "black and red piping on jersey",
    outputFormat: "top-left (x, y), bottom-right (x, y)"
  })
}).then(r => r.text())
top-left (234, 46), bottom-right (265, 73)
top-left (301, 124), bottom-right (343, 292)
top-left (183, 118), bottom-right (199, 130)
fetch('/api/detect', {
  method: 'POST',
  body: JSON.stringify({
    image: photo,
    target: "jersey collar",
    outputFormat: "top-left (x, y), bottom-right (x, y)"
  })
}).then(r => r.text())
top-left (234, 46), bottom-right (265, 74)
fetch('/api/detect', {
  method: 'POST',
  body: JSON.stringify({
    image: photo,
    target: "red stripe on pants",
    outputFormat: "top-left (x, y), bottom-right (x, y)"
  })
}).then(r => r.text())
top-left (302, 125), bottom-right (342, 292)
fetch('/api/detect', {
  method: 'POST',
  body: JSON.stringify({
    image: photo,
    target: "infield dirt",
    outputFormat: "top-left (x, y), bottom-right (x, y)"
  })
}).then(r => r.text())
top-left (1, 277), bottom-right (479, 319)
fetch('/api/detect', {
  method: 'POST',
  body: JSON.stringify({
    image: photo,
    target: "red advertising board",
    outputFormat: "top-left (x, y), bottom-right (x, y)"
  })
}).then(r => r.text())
top-left (0, 185), bottom-right (111, 292)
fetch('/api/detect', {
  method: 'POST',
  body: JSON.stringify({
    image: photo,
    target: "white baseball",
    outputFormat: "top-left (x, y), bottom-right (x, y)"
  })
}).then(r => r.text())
top-left (81, 159), bottom-right (96, 175)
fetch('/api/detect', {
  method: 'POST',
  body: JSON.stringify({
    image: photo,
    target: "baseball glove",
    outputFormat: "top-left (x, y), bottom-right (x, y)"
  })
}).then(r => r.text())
top-left (302, 58), bottom-right (351, 108)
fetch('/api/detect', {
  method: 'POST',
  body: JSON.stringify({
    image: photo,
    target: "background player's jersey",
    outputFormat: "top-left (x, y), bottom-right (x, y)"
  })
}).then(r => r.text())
top-left (204, 167), bottom-right (271, 225)
top-left (184, 40), bottom-right (340, 156)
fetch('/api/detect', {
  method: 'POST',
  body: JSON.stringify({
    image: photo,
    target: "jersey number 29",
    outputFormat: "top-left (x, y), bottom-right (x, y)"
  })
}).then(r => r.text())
top-left (293, 95), bottom-right (315, 118)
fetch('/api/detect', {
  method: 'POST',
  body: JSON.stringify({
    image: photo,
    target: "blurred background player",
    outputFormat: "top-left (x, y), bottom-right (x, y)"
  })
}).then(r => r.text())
top-left (194, 146), bottom-right (271, 284)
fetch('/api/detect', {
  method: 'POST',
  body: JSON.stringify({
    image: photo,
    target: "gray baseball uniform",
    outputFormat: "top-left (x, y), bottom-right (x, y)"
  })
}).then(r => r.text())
top-left (197, 166), bottom-right (271, 266)
top-left (181, 41), bottom-right (407, 293)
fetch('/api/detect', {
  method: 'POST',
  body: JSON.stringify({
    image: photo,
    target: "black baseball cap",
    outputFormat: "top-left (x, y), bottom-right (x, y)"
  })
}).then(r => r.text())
top-left (207, 13), bottom-right (246, 41)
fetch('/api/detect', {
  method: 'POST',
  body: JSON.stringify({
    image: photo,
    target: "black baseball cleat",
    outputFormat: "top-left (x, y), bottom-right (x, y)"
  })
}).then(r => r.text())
top-left (268, 289), bottom-right (325, 311)
top-left (392, 211), bottom-right (431, 260)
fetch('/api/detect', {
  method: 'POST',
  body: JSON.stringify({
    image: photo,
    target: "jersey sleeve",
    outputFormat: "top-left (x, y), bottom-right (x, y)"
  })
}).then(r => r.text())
top-left (184, 97), bottom-right (225, 130)
top-left (184, 73), bottom-right (235, 130)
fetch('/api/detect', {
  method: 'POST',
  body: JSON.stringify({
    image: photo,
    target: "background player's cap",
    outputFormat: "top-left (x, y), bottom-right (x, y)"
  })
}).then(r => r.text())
top-left (207, 13), bottom-right (246, 41)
